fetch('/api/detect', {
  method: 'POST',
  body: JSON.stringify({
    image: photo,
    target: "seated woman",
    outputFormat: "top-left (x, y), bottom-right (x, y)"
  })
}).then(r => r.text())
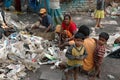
top-left (55, 14), bottom-right (77, 49)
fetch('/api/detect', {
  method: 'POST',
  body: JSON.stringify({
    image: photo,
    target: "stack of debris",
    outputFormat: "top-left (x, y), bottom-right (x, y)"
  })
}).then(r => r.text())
top-left (0, 31), bottom-right (67, 80)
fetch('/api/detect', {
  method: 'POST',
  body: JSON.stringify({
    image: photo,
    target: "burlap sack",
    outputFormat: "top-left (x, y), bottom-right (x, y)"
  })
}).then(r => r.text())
top-left (35, 32), bottom-right (55, 40)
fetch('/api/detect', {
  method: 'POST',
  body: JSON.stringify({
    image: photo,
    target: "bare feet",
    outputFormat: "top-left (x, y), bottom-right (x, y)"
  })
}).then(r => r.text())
top-left (99, 24), bottom-right (104, 28)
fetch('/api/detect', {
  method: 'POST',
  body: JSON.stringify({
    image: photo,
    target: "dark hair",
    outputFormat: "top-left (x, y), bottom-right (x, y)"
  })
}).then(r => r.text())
top-left (78, 25), bottom-right (90, 36)
top-left (74, 32), bottom-right (85, 40)
top-left (64, 14), bottom-right (71, 20)
top-left (99, 32), bottom-right (109, 41)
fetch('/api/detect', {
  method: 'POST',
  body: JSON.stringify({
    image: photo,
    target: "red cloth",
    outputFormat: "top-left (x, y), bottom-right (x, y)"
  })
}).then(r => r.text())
top-left (15, 0), bottom-right (21, 11)
top-left (62, 21), bottom-right (77, 35)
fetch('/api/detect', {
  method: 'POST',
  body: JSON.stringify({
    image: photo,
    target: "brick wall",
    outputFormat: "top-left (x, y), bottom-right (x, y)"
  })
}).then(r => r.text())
top-left (60, 0), bottom-right (96, 15)
top-left (60, 0), bottom-right (120, 15)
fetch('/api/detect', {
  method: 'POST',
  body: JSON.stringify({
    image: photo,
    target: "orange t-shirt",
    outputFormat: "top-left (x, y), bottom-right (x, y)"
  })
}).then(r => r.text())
top-left (83, 38), bottom-right (96, 71)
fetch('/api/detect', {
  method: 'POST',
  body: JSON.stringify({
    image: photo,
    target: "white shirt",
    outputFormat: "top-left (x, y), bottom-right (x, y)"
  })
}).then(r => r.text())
top-left (50, 0), bottom-right (60, 9)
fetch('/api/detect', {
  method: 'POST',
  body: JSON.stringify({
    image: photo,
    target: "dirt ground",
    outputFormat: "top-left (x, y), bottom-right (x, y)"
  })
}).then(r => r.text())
top-left (17, 12), bottom-right (120, 80)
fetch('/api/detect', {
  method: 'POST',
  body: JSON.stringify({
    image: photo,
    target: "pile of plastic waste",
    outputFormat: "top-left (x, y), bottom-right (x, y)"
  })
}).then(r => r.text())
top-left (0, 32), bottom-right (67, 80)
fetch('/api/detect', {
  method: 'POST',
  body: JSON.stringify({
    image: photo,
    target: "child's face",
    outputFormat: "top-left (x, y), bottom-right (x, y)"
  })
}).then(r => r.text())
top-left (74, 38), bottom-right (84, 47)
top-left (98, 37), bottom-right (107, 46)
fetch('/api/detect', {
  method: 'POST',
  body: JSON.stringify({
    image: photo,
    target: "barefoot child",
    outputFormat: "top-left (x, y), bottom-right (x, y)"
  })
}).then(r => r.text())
top-left (94, 0), bottom-right (106, 29)
top-left (65, 32), bottom-right (87, 80)
top-left (93, 32), bottom-right (109, 80)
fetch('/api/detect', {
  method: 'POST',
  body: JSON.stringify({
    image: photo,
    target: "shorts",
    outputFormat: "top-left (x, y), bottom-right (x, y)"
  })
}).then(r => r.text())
top-left (94, 10), bottom-right (105, 18)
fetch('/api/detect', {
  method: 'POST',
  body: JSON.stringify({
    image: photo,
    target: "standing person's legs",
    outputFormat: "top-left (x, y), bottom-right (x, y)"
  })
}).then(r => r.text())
top-left (93, 65), bottom-right (100, 79)
top-left (73, 67), bottom-right (79, 80)
top-left (98, 18), bottom-right (104, 28)
top-left (95, 18), bottom-right (99, 28)
top-left (95, 10), bottom-right (104, 28)
top-left (96, 66), bottom-right (100, 78)
top-left (15, 0), bottom-right (21, 12)
top-left (65, 69), bottom-right (73, 80)
top-left (98, 18), bottom-right (101, 27)
top-left (95, 18), bottom-right (103, 28)
top-left (65, 71), bottom-right (69, 80)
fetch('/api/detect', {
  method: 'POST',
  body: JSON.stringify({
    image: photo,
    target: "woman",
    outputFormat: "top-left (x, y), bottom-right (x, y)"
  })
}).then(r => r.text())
top-left (58, 14), bottom-right (77, 49)
top-left (62, 14), bottom-right (77, 37)
top-left (49, 0), bottom-right (63, 27)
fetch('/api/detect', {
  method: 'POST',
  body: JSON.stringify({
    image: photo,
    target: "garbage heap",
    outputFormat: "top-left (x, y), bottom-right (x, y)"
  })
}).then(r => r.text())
top-left (0, 32), bottom-right (67, 80)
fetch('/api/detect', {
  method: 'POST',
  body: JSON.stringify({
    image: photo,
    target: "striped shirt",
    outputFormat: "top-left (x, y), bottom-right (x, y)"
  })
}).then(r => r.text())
top-left (94, 43), bottom-right (105, 65)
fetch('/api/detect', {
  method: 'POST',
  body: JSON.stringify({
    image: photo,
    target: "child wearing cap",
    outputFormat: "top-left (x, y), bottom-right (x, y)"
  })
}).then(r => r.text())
top-left (65, 32), bottom-right (87, 80)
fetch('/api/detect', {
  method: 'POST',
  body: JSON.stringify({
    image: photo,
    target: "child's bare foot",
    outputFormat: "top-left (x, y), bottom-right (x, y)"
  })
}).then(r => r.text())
top-left (95, 26), bottom-right (99, 29)
top-left (96, 74), bottom-right (100, 78)
top-left (99, 24), bottom-right (104, 28)
top-left (95, 25), bottom-right (100, 29)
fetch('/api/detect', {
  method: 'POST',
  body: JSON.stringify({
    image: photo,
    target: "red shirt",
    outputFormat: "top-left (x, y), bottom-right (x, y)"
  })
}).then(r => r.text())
top-left (62, 21), bottom-right (77, 35)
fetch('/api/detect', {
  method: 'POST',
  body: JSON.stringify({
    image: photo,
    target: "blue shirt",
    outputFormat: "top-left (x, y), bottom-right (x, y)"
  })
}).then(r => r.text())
top-left (96, 0), bottom-right (105, 10)
top-left (41, 14), bottom-right (53, 29)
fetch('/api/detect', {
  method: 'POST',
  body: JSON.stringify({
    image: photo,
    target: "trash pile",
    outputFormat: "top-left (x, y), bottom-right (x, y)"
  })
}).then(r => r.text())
top-left (0, 9), bottom-right (119, 80)
top-left (0, 32), bottom-right (67, 80)
top-left (106, 2), bottom-right (120, 19)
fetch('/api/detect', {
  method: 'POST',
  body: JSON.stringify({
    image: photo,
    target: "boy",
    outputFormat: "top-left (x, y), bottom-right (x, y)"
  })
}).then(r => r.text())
top-left (92, 32), bottom-right (109, 80)
top-left (65, 32), bottom-right (87, 80)
top-left (78, 25), bottom-right (96, 73)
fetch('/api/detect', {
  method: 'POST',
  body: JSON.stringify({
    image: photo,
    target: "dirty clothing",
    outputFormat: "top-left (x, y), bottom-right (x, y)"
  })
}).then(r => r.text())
top-left (66, 45), bottom-right (87, 66)
top-left (40, 14), bottom-right (53, 31)
top-left (94, 43), bottom-right (106, 66)
top-left (93, 42), bottom-right (106, 77)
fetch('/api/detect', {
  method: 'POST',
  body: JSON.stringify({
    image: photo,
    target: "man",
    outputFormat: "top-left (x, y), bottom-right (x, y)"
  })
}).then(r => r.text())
top-left (33, 8), bottom-right (53, 33)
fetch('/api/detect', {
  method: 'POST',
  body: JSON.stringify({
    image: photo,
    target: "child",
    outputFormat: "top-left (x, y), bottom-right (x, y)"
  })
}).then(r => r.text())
top-left (65, 32), bottom-right (87, 80)
top-left (92, 32), bottom-right (109, 80)
top-left (94, 0), bottom-right (105, 29)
